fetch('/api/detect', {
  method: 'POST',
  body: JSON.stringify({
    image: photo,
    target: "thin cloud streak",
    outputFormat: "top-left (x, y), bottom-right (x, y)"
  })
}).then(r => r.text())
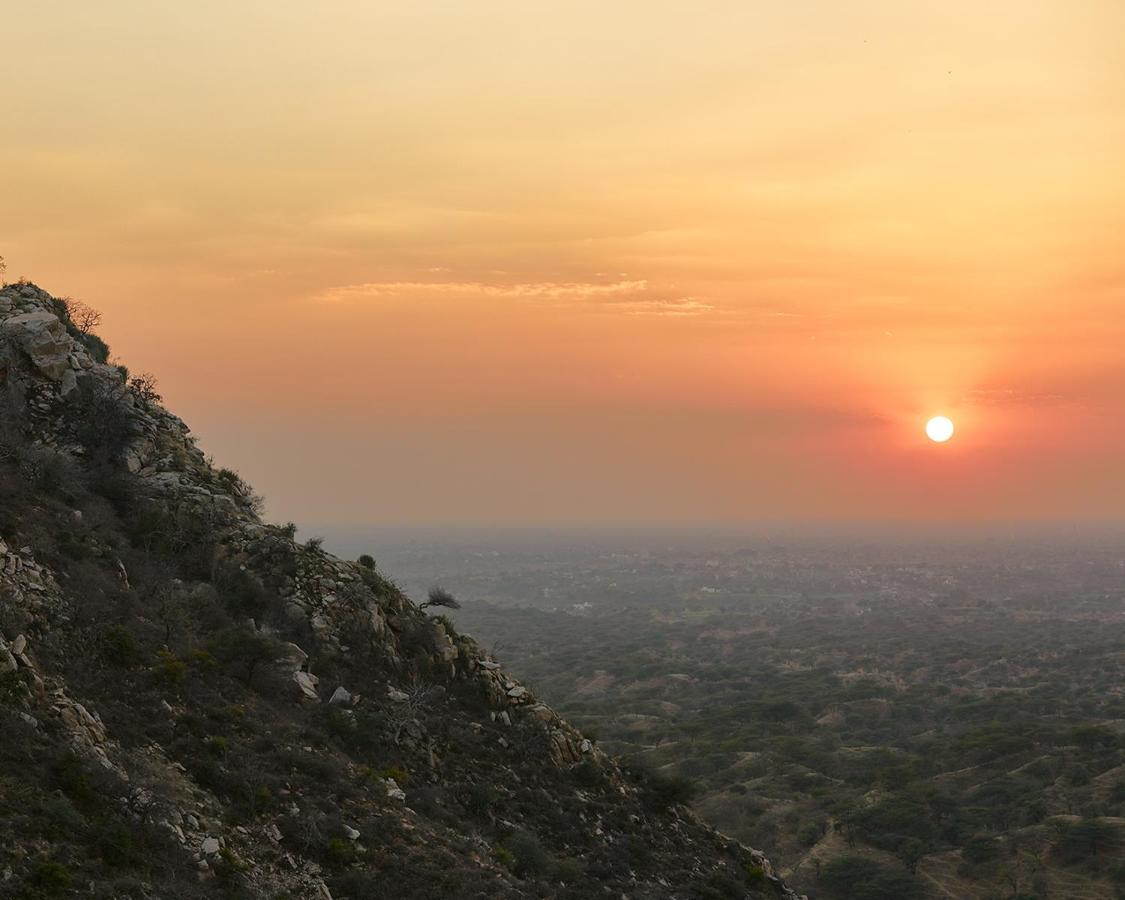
top-left (313, 280), bottom-right (717, 317)
top-left (315, 279), bottom-right (648, 302)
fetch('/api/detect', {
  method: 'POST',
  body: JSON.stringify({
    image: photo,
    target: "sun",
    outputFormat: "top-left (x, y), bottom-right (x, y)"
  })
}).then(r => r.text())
top-left (925, 416), bottom-right (955, 443)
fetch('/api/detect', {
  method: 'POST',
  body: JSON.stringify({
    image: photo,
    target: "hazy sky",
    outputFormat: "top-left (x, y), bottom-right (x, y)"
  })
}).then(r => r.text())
top-left (2, 2), bottom-right (1123, 524)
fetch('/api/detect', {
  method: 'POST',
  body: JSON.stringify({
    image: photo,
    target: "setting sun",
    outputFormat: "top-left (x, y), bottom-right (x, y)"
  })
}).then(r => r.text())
top-left (926, 416), bottom-right (955, 443)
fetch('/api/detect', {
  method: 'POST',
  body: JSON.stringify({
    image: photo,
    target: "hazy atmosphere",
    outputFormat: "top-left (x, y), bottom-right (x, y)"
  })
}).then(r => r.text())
top-left (4, 1), bottom-right (1124, 524)
top-left (4, 4), bottom-right (1125, 900)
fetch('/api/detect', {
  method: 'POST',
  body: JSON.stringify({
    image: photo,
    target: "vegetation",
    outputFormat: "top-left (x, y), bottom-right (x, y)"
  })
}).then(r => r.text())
top-left (421, 586), bottom-right (461, 611)
top-left (447, 538), bottom-right (1125, 900)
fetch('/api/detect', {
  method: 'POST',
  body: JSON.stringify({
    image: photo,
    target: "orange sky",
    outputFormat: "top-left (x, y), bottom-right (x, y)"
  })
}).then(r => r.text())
top-left (2, 1), bottom-right (1124, 524)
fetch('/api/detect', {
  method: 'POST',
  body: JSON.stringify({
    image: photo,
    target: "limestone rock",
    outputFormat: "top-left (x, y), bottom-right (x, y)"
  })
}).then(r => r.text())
top-left (0, 311), bottom-right (71, 381)
top-left (385, 778), bottom-right (406, 802)
top-left (294, 670), bottom-right (319, 701)
top-left (275, 642), bottom-right (308, 673)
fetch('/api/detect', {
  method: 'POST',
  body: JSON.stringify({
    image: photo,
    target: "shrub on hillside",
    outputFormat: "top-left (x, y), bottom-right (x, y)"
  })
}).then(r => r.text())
top-left (102, 625), bottom-right (144, 668)
top-left (622, 762), bottom-right (696, 812)
top-left (818, 855), bottom-right (924, 900)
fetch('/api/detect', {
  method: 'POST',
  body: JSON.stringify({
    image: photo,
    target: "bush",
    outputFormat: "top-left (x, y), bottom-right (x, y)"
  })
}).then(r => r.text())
top-left (97, 821), bottom-right (142, 869)
top-left (214, 846), bottom-right (250, 884)
top-left (744, 864), bottom-right (766, 884)
top-left (153, 650), bottom-right (187, 686)
top-left (214, 467), bottom-right (263, 514)
top-left (324, 837), bottom-right (355, 869)
top-left (504, 830), bottom-right (550, 878)
top-left (102, 625), bottom-right (144, 668)
top-left (208, 628), bottom-right (281, 687)
top-left (552, 856), bottom-right (583, 883)
top-left (67, 378), bottom-right (134, 464)
top-left (81, 332), bottom-right (110, 363)
top-left (23, 860), bottom-right (73, 896)
top-left (377, 765), bottom-right (410, 785)
top-left (799, 821), bottom-right (825, 847)
top-left (16, 446), bottom-right (79, 497)
top-left (214, 562), bottom-right (269, 621)
top-left (462, 781), bottom-right (498, 815)
top-left (0, 669), bottom-right (29, 706)
top-left (625, 763), bottom-right (696, 812)
top-left (962, 834), bottom-right (1001, 864)
top-left (819, 855), bottom-right (924, 900)
top-left (493, 845), bottom-right (515, 871)
top-left (29, 795), bottom-right (86, 841)
top-left (421, 586), bottom-right (460, 610)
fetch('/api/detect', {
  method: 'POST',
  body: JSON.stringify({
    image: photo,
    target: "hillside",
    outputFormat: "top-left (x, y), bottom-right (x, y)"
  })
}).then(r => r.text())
top-left (0, 282), bottom-right (805, 900)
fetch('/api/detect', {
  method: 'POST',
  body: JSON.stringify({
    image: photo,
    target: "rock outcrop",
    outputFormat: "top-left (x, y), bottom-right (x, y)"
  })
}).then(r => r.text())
top-left (0, 282), bottom-right (805, 899)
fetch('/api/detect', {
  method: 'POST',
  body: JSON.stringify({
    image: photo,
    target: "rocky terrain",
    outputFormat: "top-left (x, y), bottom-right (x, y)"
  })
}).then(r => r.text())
top-left (0, 282), bottom-right (804, 899)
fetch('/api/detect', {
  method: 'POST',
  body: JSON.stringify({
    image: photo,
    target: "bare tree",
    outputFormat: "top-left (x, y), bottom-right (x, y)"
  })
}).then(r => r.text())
top-left (64, 298), bottom-right (102, 334)
top-left (129, 372), bottom-right (162, 404)
top-left (390, 683), bottom-right (436, 745)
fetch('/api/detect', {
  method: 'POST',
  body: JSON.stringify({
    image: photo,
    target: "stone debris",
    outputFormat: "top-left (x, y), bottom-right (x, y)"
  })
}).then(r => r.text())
top-left (385, 778), bottom-right (407, 802)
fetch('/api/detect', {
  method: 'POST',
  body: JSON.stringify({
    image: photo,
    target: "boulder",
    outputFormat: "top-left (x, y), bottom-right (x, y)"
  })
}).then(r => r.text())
top-left (275, 642), bottom-right (308, 674)
top-left (385, 778), bottom-right (406, 802)
top-left (548, 731), bottom-right (581, 767)
top-left (0, 311), bottom-right (71, 381)
top-left (328, 686), bottom-right (352, 707)
top-left (294, 670), bottom-right (319, 701)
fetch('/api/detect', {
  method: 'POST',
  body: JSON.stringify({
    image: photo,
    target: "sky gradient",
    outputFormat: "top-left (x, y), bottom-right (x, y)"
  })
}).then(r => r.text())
top-left (2, 1), bottom-right (1124, 524)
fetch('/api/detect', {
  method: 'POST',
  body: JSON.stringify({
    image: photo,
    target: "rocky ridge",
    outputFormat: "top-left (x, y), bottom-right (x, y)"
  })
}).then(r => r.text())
top-left (0, 281), bottom-right (805, 899)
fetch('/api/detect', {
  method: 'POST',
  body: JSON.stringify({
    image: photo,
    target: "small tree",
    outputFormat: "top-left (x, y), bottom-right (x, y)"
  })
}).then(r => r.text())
top-left (420, 587), bottom-right (460, 611)
top-left (63, 298), bottom-right (102, 334)
top-left (357, 554), bottom-right (376, 570)
top-left (129, 372), bottom-right (161, 404)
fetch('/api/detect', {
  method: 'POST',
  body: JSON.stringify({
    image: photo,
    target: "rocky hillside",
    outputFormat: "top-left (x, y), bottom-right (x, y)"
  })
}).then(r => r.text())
top-left (0, 282), bottom-right (805, 899)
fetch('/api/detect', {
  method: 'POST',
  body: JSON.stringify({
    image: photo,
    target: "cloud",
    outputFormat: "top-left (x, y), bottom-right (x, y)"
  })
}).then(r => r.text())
top-left (612, 297), bottom-right (715, 317)
top-left (313, 279), bottom-right (715, 317)
top-left (964, 387), bottom-right (1065, 407)
top-left (316, 279), bottom-right (647, 301)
